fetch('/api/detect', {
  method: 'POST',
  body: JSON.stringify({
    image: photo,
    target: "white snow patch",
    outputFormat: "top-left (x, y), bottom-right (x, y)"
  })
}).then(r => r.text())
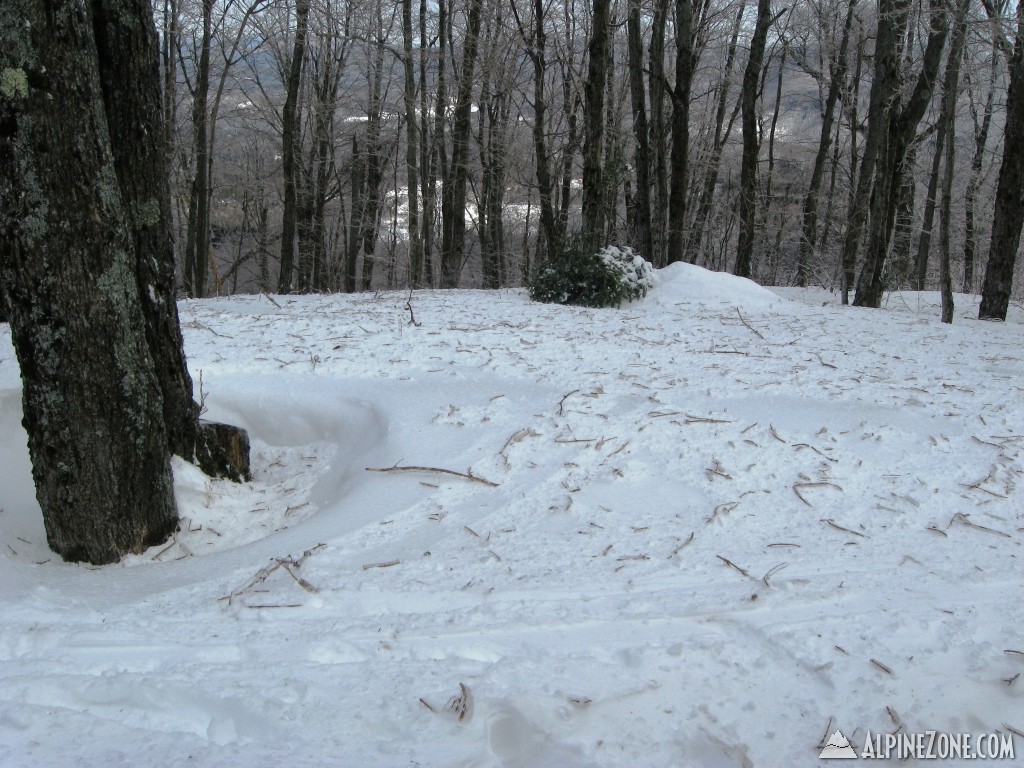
top-left (0, 279), bottom-right (1022, 766)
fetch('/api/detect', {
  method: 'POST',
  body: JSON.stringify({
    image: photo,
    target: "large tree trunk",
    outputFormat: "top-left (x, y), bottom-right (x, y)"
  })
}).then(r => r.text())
top-left (0, 0), bottom-right (248, 565)
top-left (3, 0), bottom-right (169, 563)
top-left (733, 0), bottom-right (773, 279)
top-left (979, 2), bottom-right (1024, 321)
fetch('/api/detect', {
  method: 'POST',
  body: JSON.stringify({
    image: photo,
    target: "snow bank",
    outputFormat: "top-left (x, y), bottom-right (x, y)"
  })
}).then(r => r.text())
top-left (646, 261), bottom-right (787, 311)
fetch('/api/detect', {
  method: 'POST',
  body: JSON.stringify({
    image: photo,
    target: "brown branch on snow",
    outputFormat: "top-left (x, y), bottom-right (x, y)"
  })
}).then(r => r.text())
top-left (870, 658), bottom-right (894, 676)
top-left (668, 532), bottom-right (695, 559)
top-left (820, 518), bottom-right (868, 538)
top-left (716, 555), bottom-right (751, 578)
top-left (949, 512), bottom-right (1012, 538)
top-left (447, 683), bottom-right (473, 722)
top-left (735, 307), bottom-right (765, 339)
top-left (793, 481), bottom-right (843, 506)
top-left (366, 464), bottom-right (499, 487)
top-left (223, 544), bottom-right (326, 604)
top-left (362, 560), bottom-right (401, 570)
top-left (557, 389), bottom-right (581, 416)
top-left (761, 562), bottom-right (788, 587)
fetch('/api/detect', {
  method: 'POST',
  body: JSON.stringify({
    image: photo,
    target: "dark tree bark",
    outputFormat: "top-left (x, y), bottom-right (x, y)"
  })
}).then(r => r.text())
top-left (626, 0), bottom-right (653, 261)
top-left (937, 0), bottom-right (970, 323)
top-left (666, 0), bottom-right (694, 265)
top-left (419, 0), bottom-right (436, 285)
top-left (649, 0), bottom-right (670, 264)
top-left (182, 0), bottom-right (213, 298)
top-left (0, 0), bottom-right (247, 565)
top-left (855, 0), bottom-right (948, 308)
top-left (796, 0), bottom-right (856, 288)
top-left (733, 0), bottom-right (773, 279)
top-left (979, 1), bottom-right (1024, 321)
top-left (839, 25), bottom-right (866, 302)
top-left (963, 52), bottom-right (997, 293)
top-left (915, 132), bottom-right (943, 290)
top-left (581, 0), bottom-right (611, 244)
top-left (440, 0), bottom-right (484, 288)
top-left (403, 0), bottom-right (423, 288)
top-left (839, 0), bottom-right (906, 305)
top-left (511, 0), bottom-right (560, 264)
top-left (278, 0), bottom-right (311, 294)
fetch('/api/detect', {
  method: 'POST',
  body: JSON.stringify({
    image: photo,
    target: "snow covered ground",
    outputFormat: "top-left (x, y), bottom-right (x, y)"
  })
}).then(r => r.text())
top-left (0, 264), bottom-right (1022, 767)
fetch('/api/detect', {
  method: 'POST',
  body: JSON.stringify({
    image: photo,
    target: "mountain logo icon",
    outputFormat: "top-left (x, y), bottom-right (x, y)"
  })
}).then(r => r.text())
top-left (820, 730), bottom-right (858, 759)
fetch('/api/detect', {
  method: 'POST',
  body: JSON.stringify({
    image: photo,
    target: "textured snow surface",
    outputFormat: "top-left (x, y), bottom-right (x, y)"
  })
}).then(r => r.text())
top-left (1, 267), bottom-right (1022, 767)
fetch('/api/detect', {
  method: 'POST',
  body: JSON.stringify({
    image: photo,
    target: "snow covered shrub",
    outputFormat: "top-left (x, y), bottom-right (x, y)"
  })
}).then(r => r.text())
top-left (529, 242), bottom-right (656, 308)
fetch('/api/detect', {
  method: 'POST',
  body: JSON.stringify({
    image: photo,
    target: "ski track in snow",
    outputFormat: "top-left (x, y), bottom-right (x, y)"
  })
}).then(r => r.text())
top-left (0, 264), bottom-right (1022, 766)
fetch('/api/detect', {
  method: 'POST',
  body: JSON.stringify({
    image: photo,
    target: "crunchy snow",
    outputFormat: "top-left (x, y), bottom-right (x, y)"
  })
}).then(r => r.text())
top-left (0, 264), bottom-right (1022, 766)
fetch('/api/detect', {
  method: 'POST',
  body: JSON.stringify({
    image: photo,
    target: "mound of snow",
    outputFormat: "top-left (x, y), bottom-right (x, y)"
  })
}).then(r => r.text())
top-left (646, 261), bottom-right (786, 311)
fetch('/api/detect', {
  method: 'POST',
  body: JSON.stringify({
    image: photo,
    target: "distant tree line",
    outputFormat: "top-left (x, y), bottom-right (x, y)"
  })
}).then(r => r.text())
top-left (0, 0), bottom-right (1005, 323)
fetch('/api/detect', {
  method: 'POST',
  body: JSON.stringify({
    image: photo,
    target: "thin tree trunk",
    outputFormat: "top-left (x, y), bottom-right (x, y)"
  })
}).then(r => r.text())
top-left (626, 0), bottom-right (653, 261)
top-left (840, 0), bottom-right (907, 306)
top-left (419, 0), bottom-right (435, 286)
top-left (183, 0), bottom-right (213, 298)
top-left (855, 0), bottom-right (949, 308)
top-left (915, 133), bottom-right (943, 290)
top-left (403, 0), bottom-right (422, 288)
top-left (687, 1), bottom-right (743, 265)
top-left (937, 0), bottom-right (966, 325)
top-left (963, 53), bottom-right (997, 293)
top-left (734, 0), bottom-right (773, 279)
top-left (440, 0), bottom-right (484, 288)
top-left (840, 26), bottom-right (865, 303)
top-left (666, 0), bottom-right (694, 265)
top-left (511, 0), bottom-right (559, 260)
top-left (278, 0), bottom-right (311, 294)
top-left (797, 0), bottom-right (855, 287)
top-left (582, 0), bottom-right (611, 244)
top-left (649, 0), bottom-right (669, 263)
top-left (937, 0), bottom-right (970, 323)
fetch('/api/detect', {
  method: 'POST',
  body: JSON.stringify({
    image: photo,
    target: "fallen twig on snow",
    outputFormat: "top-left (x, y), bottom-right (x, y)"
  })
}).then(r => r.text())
top-left (735, 307), bottom-right (765, 339)
top-left (716, 555), bottom-right (751, 578)
top-left (949, 512), bottom-right (1012, 538)
top-left (448, 683), bottom-right (473, 722)
top-left (870, 658), bottom-right (894, 676)
top-left (793, 482), bottom-right (843, 507)
top-left (668, 533), bottom-right (695, 559)
top-left (821, 518), bottom-right (868, 539)
top-left (761, 562), bottom-right (788, 587)
top-left (366, 463), bottom-right (499, 487)
top-left (362, 560), bottom-right (400, 570)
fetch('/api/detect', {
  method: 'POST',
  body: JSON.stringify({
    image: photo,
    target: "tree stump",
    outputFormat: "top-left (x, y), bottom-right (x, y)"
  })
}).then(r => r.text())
top-left (197, 421), bottom-right (252, 482)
